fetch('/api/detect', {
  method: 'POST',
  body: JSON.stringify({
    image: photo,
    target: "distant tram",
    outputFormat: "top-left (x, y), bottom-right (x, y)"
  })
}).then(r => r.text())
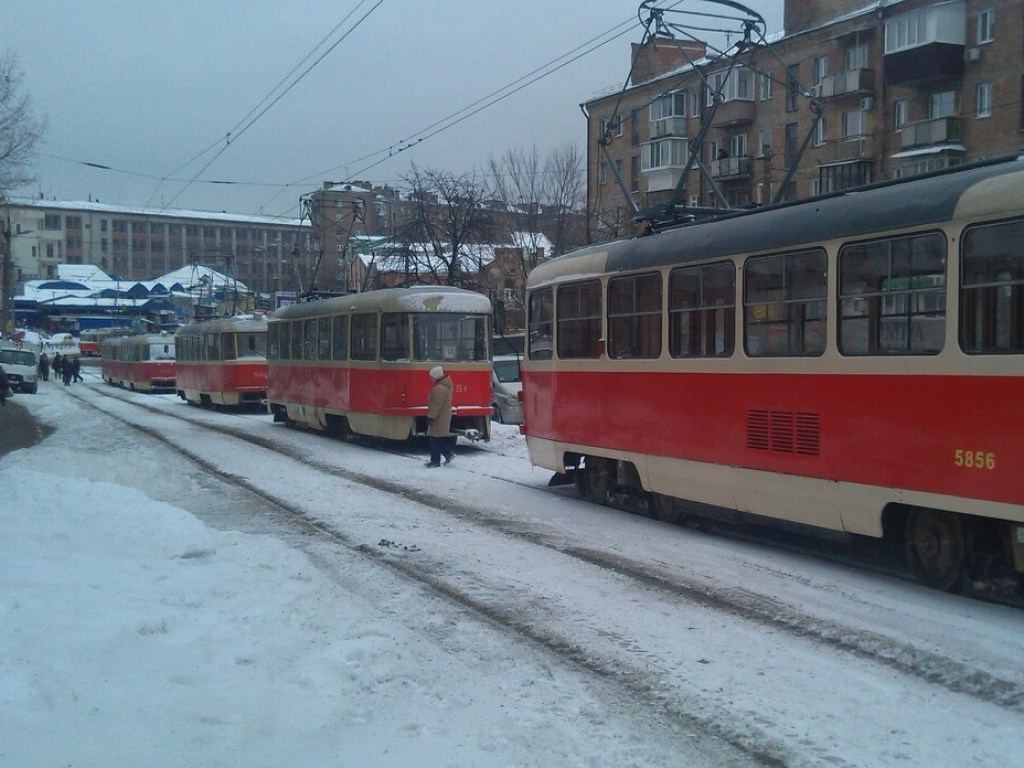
top-left (100, 332), bottom-right (176, 392)
top-left (174, 315), bottom-right (268, 408)
top-left (79, 326), bottom-right (131, 357)
top-left (522, 156), bottom-right (1024, 595)
top-left (267, 286), bottom-right (493, 442)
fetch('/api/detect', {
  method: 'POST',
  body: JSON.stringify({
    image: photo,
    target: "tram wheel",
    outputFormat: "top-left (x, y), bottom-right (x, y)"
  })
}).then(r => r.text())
top-left (905, 508), bottom-right (966, 591)
top-left (583, 457), bottom-right (611, 505)
top-left (649, 492), bottom-right (681, 524)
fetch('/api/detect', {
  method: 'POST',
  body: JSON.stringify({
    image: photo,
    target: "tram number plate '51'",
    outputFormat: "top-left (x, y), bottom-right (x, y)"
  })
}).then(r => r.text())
top-left (954, 449), bottom-right (996, 470)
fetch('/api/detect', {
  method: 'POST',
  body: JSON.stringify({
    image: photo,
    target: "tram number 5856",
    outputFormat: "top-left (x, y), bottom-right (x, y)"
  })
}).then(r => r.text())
top-left (954, 449), bottom-right (996, 470)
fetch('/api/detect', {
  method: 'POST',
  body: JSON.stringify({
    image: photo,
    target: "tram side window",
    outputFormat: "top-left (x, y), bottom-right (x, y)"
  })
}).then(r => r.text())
top-left (351, 313), bottom-right (377, 361)
top-left (317, 317), bottom-right (332, 361)
top-left (839, 232), bottom-right (946, 355)
top-left (222, 332), bottom-right (237, 361)
top-left (203, 333), bottom-right (217, 361)
top-left (556, 280), bottom-right (602, 359)
top-left (302, 319), bottom-right (317, 360)
top-left (745, 250), bottom-right (827, 356)
top-left (332, 315), bottom-right (349, 360)
top-left (527, 288), bottom-right (553, 360)
top-left (669, 262), bottom-right (736, 357)
top-left (289, 321), bottom-right (302, 360)
top-left (381, 313), bottom-right (410, 361)
top-left (960, 219), bottom-right (1024, 354)
top-left (608, 273), bottom-right (662, 359)
top-left (268, 323), bottom-right (283, 360)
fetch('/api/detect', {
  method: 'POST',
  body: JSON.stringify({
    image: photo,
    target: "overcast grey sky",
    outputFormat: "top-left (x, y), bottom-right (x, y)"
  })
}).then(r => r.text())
top-left (5, 0), bottom-right (782, 219)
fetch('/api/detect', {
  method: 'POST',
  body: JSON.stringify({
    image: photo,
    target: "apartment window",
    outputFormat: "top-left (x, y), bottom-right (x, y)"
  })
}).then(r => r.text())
top-left (976, 82), bottom-right (992, 118)
top-left (729, 133), bottom-right (748, 158)
top-left (759, 71), bottom-right (772, 101)
top-left (668, 262), bottom-right (735, 357)
top-left (744, 250), bottom-right (827, 356)
top-left (845, 45), bottom-right (868, 71)
top-left (813, 117), bottom-right (827, 146)
top-left (44, 214), bottom-right (61, 230)
top-left (642, 136), bottom-right (685, 171)
top-left (607, 273), bottom-right (662, 359)
top-left (786, 65), bottom-right (800, 111)
top-left (885, 11), bottom-right (927, 52)
top-left (630, 155), bottom-right (640, 193)
top-left (929, 90), bottom-right (957, 119)
top-left (893, 99), bottom-right (909, 130)
top-left (690, 91), bottom-right (701, 118)
top-left (600, 115), bottom-right (623, 140)
top-left (598, 161), bottom-right (608, 185)
top-left (630, 109), bottom-right (640, 147)
top-left (977, 8), bottom-right (995, 44)
top-left (813, 56), bottom-right (828, 86)
top-left (839, 232), bottom-right (946, 355)
top-left (842, 110), bottom-right (866, 138)
top-left (784, 122), bottom-right (799, 166)
top-left (757, 128), bottom-right (772, 158)
top-left (650, 92), bottom-right (686, 121)
top-left (706, 68), bottom-right (753, 105)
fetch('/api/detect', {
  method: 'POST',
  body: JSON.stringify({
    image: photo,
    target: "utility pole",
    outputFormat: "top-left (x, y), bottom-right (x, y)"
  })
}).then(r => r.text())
top-left (1, 197), bottom-right (12, 333)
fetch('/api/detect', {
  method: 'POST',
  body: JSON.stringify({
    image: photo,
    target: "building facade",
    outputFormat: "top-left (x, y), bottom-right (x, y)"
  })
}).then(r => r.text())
top-left (585, 0), bottom-right (1024, 240)
top-left (3, 198), bottom-right (312, 297)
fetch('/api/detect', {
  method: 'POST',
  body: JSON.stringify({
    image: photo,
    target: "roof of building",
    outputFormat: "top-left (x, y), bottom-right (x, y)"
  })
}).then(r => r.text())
top-left (10, 196), bottom-right (307, 227)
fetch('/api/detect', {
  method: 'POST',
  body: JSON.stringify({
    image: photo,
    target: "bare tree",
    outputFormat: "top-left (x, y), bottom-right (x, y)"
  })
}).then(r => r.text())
top-left (388, 164), bottom-right (491, 289)
top-left (0, 51), bottom-right (45, 194)
top-left (542, 142), bottom-right (586, 256)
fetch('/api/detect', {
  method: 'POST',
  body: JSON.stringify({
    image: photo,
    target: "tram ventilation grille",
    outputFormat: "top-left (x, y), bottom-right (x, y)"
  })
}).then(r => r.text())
top-left (746, 410), bottom-right (820, 456)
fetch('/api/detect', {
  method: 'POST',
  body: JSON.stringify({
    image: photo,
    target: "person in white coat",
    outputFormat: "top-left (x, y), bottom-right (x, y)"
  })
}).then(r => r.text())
top-left (425, 366), bottom-right (455, 468)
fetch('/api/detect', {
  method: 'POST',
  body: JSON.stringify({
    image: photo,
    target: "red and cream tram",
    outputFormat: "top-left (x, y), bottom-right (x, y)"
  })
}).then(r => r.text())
top-left (99, 332), bottom-right (176, 392)
top-left (522, 156), bottom-right (1024, 594)
top-left (267, 286), bottom-right (493, 442)
top-left (174, 315), bottom-right (268, 408)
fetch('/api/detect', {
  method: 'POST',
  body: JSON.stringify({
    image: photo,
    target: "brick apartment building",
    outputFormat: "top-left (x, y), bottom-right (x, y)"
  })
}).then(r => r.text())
top-left (585, 0), bottom-right (1024, 240)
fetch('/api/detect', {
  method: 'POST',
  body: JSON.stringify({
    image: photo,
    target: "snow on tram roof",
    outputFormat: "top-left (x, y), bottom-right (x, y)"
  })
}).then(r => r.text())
top-left (269, 287), bottom-right (491, 320)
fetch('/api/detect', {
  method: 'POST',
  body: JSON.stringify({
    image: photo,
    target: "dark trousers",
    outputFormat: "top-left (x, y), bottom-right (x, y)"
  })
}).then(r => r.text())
top-left (428, 435), bottom-right (455, 465)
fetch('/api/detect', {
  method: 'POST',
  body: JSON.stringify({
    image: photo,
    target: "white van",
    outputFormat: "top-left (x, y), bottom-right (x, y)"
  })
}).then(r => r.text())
top-left (0, 346), bottom-right (40, 394)
top-left (491, 354), bottom-right (522, 425)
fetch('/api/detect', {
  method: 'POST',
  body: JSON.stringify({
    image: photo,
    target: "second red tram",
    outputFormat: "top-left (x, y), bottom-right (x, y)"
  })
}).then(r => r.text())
top-left (99, 332), bottom-right (176, 392)
top-left (174, 315), bottom-right (268, 408)
top-left (267, 286), bottom-right (493, 442)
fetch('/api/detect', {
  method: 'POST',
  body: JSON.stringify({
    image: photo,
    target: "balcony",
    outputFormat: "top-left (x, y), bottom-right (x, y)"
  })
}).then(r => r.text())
top-left (816, 68), bottom-right (875, 99)
top-left (898, 116), bottom-right (963, 150)
top-left (710, 99), bottom-right (755, 128)
top-left (649, 116), bottom-right (686, 138)
top-left (710, 155), bottom-right (753, 180)
top-left (883, 2), bottom-right (966, 85)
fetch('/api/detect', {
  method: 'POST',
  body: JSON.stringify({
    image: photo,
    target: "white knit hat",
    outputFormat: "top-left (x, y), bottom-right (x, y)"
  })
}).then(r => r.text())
top-left (428, 366), bottom-right (444, 380)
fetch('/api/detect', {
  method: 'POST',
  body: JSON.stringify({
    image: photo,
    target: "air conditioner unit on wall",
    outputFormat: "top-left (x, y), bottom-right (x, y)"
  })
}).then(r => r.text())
top-left (860, 96), bottom-right (874, 111)
top-left (966, 47), bottom-right (981, 61)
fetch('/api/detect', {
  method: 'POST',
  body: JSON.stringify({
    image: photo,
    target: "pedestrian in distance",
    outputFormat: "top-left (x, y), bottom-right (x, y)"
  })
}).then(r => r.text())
top-left (62, 356), bottom-right (73, 386)
top-left (38, 352), bottom-right (50, 382)
top-left (72, 355), bottom-right (82, 382)
top-left (424, 365), bottom-right (456, 468)
top-left (52, 353), bottom-right (63, 383)
top-left (0, 365), bottom-right (9, 406)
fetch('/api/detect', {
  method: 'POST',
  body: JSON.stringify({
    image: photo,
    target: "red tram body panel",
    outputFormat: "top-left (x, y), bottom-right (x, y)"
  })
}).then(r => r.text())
top-left (175, 316), bottom-right (268, 408)
top-left (99, 333), bottom-right (176, 392)
top-left (267, 287), bottom-right (493, 442)
top-left (522, 157), bottom-right (1024, 592)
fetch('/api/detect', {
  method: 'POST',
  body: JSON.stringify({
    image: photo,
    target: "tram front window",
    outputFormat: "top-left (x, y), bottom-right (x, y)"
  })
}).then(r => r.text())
top-left (412, 313), bottom-right (488, 361)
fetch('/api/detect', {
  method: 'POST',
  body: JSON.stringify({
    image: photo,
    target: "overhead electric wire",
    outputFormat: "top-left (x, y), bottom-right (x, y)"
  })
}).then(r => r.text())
top-left (253, 12), bottom-right (643, 214)
top-left (158, 0), bottom-right (383, 211)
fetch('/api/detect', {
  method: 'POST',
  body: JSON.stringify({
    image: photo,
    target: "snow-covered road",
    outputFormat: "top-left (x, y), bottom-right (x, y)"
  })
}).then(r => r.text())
top-left (3, 375), bottom-right (1023, 767)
